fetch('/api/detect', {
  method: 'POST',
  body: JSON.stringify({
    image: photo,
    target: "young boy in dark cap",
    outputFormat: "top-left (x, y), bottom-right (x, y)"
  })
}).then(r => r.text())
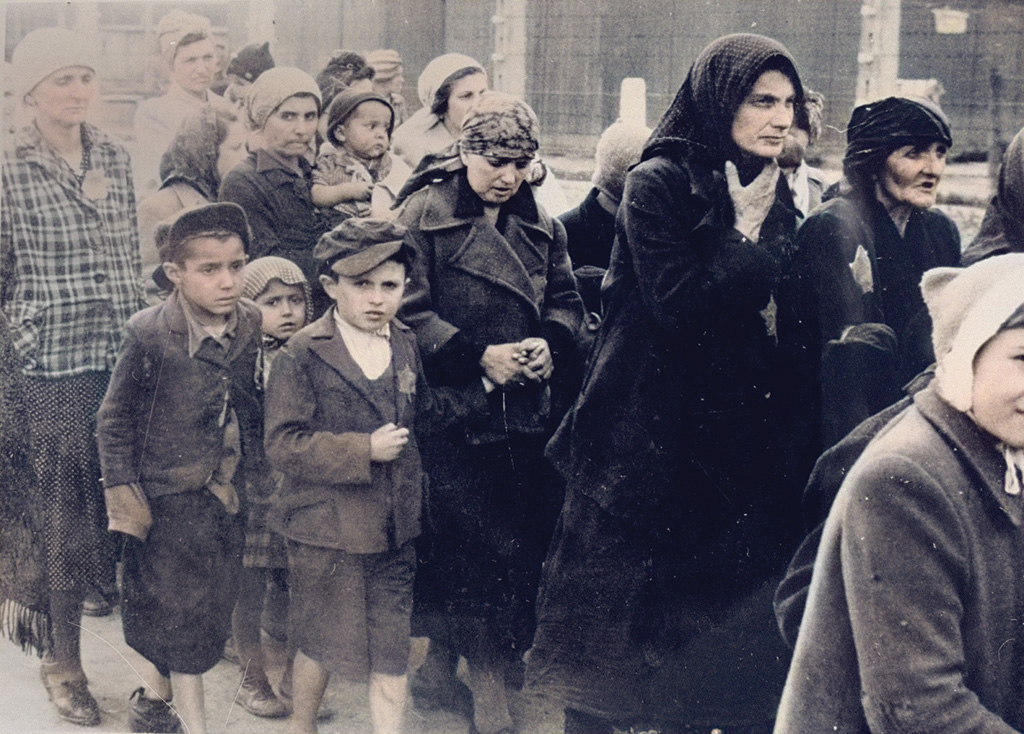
top-left (311, 89), bottom-right (412, 219)
top-left (96, 202), bottom-right (262, 734)
top-left (264, 218), bottom-right (484, 734)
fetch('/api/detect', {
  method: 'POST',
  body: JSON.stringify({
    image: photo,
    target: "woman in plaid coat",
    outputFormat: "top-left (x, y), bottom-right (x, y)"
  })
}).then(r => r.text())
top-left (1, 28), bottom-right (143, 727)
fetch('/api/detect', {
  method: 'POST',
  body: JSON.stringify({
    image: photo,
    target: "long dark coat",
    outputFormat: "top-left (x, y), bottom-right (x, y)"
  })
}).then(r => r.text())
top-left (530, 145), bottom-right (803, 724)
top-left (397, 171), bottom-right (584, 661)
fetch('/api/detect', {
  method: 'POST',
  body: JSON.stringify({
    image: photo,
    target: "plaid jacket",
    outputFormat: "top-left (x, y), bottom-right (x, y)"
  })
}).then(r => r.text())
top-left (2, 123), bottom-right (143, 377)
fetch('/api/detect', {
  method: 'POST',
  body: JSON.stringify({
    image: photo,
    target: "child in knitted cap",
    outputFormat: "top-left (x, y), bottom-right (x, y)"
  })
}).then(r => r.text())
top-left (223, 257), bottom-right (313, 718)
top-left (264, 218), bottom-right (485, 734)
top-left (311, 89), bottom-right (412, 220)
top-left (776, 253), bottom-right (1024, 732)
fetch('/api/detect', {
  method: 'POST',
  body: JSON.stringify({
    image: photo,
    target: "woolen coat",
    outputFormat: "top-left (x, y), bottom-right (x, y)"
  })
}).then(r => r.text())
top-left (775, 385), bottom-right (1024, 734)
top-left (265, 311), bottom-right (484, 554)
top-left (398, 171), bottom-right (583, 444)
top-left (531, 146), bottom-right (803, 725)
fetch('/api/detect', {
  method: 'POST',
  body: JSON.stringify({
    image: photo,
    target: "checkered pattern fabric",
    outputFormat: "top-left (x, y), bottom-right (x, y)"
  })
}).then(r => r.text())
top-left (2, 123), bottom-right (143, 377)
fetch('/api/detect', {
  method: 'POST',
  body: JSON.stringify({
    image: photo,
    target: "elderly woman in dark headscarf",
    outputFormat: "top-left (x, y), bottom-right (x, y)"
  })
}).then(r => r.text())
top-left (397, 91), bottom-right (583, 734)
top-left (962, 125), bottom-right (1024, 266)
top-left (776, 97), bottom-right (961, 481)
top-left (526, 33), bottom-right (804, 734)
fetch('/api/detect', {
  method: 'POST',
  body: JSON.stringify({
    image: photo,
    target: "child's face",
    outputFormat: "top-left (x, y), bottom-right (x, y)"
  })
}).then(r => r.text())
top-left (164, 235), bottom-right (246, 326)
top-left (336, 100), bottom-right (392, 159)
top-left (971, 327), bottom-right (1024, 449)
top-left (320, 259), bottom-right (406, 334)
top-left (254, 279), bottom-right (307, 341)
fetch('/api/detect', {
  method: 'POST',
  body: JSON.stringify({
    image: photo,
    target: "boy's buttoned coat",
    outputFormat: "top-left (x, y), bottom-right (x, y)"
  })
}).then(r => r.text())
top-left (97, 292), bottom-right (263, 499)
top-left (266, 312), bottom-right (479, 554)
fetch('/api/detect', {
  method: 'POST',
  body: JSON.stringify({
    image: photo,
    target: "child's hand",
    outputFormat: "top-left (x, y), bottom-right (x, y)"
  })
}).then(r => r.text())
top-left (353, 181), bottom-right (373, 201)
top-left (370, 423), bottom-right (409, 462)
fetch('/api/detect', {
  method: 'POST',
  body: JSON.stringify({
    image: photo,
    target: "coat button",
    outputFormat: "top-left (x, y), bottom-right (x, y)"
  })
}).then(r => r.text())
top-left (93, 272), bottom-right (107, 284)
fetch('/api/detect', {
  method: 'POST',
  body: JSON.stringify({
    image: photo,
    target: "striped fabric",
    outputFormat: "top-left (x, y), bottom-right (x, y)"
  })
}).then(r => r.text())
top-left (2, 122), bottom-right (144, 377)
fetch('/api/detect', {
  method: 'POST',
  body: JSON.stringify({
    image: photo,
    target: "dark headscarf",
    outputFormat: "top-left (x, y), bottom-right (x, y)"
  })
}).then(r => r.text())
top-left (644, 33), bottom-right (803, 165)
top-left (842, 96), bottom-right (952, 192)
top-left (158, 105), bottom-right (238, 200)
top-left (962, 126), bottom-right (1024, 266)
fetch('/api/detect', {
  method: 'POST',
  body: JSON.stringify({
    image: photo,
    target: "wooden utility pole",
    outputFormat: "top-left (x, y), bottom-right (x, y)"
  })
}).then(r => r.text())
top-left (855, 0), bottom-right (902, 105)
top-left (491, 0), bottom-right (526, 99)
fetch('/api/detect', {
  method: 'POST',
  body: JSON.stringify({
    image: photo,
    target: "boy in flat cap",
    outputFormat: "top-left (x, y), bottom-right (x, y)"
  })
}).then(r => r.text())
top-left (96, 202), bottom-right (262, 734)
top-left (264, 218), bottom-right (485, 734)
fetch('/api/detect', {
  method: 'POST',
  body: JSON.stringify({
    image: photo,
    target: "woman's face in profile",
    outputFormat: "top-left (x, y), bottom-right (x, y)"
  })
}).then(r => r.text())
top-left (879, 141), bottom-right (948, 210)
top-left (216, 122), bottom-right (248, 181)
top-left (443, 71), bottom-right (487, 133)
top-left (971, 327), bottom-right (1024, 448)
top-left (461, 152), bottom-right (530, 205)
top-left (730, 69), bottom-right (796, 159)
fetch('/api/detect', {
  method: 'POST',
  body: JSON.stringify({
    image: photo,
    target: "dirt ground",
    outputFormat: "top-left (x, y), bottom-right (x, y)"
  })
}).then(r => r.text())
top-left (0, 162), bottom-right (991, 734)
top-left (0, 609), bottom-right (564, 733)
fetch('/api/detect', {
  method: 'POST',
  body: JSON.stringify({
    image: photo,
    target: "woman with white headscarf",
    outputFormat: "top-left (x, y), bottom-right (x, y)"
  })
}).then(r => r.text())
top-left (391, 53), bottom-right (487, 171)
top-left (775, 253), bottom-right (1024, 733)
top-left (2, 27), bottom-right (143, 727)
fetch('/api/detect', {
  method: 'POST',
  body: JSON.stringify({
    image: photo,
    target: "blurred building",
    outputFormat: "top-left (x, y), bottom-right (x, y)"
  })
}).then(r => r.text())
top-left (4, 0), bottom-right (1022, 157)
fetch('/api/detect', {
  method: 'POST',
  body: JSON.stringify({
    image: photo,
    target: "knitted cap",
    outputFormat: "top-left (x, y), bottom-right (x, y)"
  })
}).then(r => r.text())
top-left (11, 27), bottom-right (98, 100)
top-left (156, 10), bottom-right (212, 65)
top-left (226, 42), bottom-right (275, 83)
top-left (459, 92), bottom-right (539, 160)
top-left (242, 256), bottom-right (313, 325)
top-left (417, 53), bottom-right (484, 109)
top-left (591, 120), bottom-right (652, 202)
top-left (366, 49), bottom-right (402, 81)
top-left (314, 218), bottom-right (412, 277)
top-left (325, 90), bottom-right (394, 143)
top-left (921, 253), bottom-right (1024, 411)
top-left (246, 67), bottom-right (321, 131)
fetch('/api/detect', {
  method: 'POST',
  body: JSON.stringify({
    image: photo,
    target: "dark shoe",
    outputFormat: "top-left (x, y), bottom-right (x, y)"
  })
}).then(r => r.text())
top-left (237, 676), bottom-right (288, 718)
top-left (128, 687), bottom-right (180, 733)
top-left (40, 664), bottom-right (100, 727)
top-left (409, 663), bottom-right (474, 717)
top-left (81, 593), bottom-right (113, 618)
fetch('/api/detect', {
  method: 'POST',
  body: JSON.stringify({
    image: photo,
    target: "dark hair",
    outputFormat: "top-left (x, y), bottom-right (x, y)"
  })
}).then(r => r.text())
top-left (316, 51), bottom-right (374, 109)
top-left (794, 90), bottom-right (825, 141)
top-left (431, 66), bottom-right (485, 119)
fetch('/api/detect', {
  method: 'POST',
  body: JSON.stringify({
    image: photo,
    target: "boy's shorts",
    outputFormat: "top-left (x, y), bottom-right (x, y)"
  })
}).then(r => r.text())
top-left (287, 540), bottom-right (414, 679)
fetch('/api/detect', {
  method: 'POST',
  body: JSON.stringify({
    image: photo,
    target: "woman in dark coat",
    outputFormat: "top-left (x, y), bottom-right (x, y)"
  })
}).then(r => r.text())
top-left (777, 97), bottom-right (961, 477)
top-left (219, 67), bottom-right (345, 312)
top-left (526, 33), bottom-right (804, 734)
top-left (775, 254), bottom-right (1024, 734)
top-left (397, 92), bottom-right (583, 734)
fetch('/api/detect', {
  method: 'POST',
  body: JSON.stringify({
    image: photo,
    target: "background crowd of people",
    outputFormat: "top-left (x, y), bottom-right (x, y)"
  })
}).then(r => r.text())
top-left (2, 9), bottom-right (1024, 734)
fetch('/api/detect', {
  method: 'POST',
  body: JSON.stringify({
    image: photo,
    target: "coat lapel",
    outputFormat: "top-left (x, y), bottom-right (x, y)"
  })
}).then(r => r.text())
top-left (307, 312), bottom-right (387, 421)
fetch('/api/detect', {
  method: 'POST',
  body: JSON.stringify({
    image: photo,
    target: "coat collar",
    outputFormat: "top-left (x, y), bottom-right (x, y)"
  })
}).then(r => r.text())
top-left (14, 122), bottom-right (112, 211)
top-left (160, 291), bottom-right (259, 368)
top-left (306, 310), bottom-right (416, 425)
top-left (914, 385), bottom-right (1021, 527)
top-left (407, 173), bottom-right (550, 317)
